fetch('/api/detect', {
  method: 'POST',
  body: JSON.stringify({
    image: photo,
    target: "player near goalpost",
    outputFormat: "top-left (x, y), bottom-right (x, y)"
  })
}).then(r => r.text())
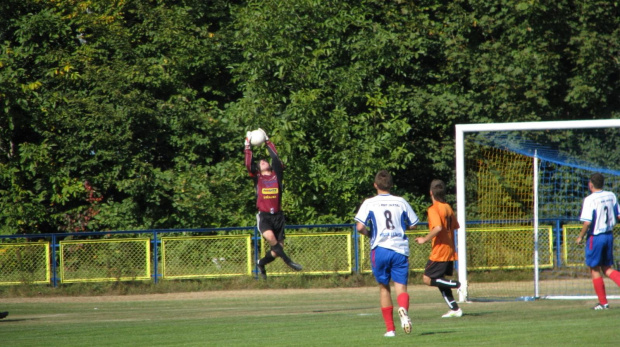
top-left (354, 170), bottom-right (418, 337)
top-left (575, 173), bottom-right (620, 310)
top-left (244, 129), bottom-right (302, 279)
top-left (415, 179), bottom-right (463, 318)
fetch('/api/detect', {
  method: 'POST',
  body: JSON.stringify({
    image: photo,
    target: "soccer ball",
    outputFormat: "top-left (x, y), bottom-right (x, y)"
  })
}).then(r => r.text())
top-left (249, 129), bottom-right (267, 146)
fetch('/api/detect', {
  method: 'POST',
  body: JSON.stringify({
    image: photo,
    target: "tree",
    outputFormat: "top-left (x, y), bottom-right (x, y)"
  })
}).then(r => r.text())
top-left (1, 0), bottom-right (618, 234)
top-left (0, 0), bottom-right (241, 233)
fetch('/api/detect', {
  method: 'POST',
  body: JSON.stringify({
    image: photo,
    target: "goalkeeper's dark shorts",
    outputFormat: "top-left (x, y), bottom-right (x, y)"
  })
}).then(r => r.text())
top-left (256, 211), bottom-right (286, 241)
top-left (424, 260), bottom-right (455, 279)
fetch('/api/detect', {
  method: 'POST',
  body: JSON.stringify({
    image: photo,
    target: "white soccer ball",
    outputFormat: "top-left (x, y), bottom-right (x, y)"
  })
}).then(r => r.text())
top-left (249, 129), bottom-right (267, 146)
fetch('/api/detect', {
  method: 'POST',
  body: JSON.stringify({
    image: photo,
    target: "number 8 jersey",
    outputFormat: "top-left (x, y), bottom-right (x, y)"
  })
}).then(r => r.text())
top-left (355, 194), bottom-right (419, 256)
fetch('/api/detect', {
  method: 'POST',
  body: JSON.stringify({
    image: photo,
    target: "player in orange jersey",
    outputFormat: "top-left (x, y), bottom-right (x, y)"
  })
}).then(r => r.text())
top-left (415, 179), bottom-right (463, 318)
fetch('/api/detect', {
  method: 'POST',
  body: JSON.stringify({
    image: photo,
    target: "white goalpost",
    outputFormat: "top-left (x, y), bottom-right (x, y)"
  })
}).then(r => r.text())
top-left (455, 119), bottom-right (620, 302)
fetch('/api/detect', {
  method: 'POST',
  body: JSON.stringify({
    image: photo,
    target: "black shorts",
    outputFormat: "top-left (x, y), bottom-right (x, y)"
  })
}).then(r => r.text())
top-left (256, 211), bottom-right (286, 241)
top-left (424, 260), bottom-right (455, 279)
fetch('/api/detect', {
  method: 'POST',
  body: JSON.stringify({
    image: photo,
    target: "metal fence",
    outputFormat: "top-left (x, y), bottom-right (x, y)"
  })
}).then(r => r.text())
top-left (0, 224), bottom-right (374, 286)
top-left (0, 220), bottom-right (609, 287)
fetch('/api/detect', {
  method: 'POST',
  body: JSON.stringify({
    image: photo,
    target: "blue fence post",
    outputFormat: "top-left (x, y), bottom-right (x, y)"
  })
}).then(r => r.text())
top-left (352, 224), bottom-right (359, 274)
top-left (252, 226), bottom-right (260, 279)
top-left (555, 219), bottom-right (562, 267)
top-left (51, 234), bottom-right (58, 287)
top-left (152, 230), bottom-right (159, 284)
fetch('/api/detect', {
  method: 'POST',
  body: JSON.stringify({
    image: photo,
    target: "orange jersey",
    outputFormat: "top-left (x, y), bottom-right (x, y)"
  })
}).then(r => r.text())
top-left (427, 201), bottom-right (460, 262)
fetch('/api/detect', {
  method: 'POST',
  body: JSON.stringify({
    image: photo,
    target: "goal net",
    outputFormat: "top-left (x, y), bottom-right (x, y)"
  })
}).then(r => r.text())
top-left (455, 120), bottom-right (620, 301)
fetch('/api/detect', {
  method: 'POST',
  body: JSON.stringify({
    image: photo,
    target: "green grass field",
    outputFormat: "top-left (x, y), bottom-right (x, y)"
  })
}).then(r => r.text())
top-left (1, 285), bottom-right (618, 347)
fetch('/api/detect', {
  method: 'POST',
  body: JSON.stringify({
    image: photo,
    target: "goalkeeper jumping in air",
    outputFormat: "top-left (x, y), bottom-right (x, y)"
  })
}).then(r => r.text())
top-left (244, 129), bottom-right (302, 279)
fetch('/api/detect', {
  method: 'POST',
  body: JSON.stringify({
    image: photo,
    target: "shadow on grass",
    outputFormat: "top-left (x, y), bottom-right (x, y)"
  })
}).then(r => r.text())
top-left (459, 312), bottom-right (487, 317)
top-left (311, 306), bottom-right (375, 313)
top-left (0, 318), bottom-right (40, 323)
top-left (419, 330), bottom-right (457, 336)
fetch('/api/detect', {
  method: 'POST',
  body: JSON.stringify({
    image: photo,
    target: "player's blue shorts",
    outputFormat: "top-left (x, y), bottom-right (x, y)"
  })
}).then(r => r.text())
top-left (585, 232), bottom-right (615, 268)
top-left (371, 246), bottom-right (409, 286)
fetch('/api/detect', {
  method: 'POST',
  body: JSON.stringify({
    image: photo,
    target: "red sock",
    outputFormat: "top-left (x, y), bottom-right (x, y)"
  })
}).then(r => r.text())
top-left (609, 270), bottom-right (620, 287)
top-left (381, 306), bottom-right (395, 332)
top-left (592, 277), bottom-right (607, 305)
top-left (397, 293), bottom-right (409, 311)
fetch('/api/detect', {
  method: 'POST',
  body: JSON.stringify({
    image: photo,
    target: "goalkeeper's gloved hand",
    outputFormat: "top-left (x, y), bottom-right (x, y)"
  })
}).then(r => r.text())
top-left (258, 128), bottom-right (269, 142)
top-left (245, 131), bottom-right (252, 148)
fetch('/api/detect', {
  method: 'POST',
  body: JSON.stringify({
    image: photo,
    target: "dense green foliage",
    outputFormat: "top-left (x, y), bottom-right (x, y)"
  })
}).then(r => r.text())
top-left (1, 0), bottom-right (619, 234)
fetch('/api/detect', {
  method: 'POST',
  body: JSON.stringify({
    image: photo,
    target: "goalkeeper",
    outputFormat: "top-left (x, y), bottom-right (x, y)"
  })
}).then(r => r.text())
top-left (415, 179), bottom-right (463, 318)
top-left (244, 129), bottom-right (302, 279)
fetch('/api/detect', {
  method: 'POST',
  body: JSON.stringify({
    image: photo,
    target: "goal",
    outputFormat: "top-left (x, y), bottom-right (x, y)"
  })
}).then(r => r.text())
top-left (455, 120), bottom-right (620, 301)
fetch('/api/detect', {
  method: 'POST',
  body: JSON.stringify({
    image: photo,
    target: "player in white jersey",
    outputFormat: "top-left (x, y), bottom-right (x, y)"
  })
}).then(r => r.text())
top-left (576, 173), bottom-right (620, 310)
top-left (355, 170), bottom-right (418, 337)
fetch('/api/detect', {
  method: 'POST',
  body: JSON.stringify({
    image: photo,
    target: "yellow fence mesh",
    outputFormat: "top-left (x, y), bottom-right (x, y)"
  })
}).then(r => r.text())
top-left (561, 224), bottom-right (620, 268)
top-left (59, 238), bottom-right (151, 283)
top-left (259, 232), bottom-right (353, 275)
top-left (563, 225), bottom-right (586, 267)
top-left (466, 226), bottom-right (553, 270)
top-left (161, 235), bottom-right (252, 279)
top-left (0, 242), bottom-right (50, 285)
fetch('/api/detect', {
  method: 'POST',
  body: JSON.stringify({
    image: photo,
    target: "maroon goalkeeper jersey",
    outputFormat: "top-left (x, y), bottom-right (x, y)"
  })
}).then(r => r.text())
top-left (245, 141), bottom-right (283, 213)
top-left (255, 171), bottom-right (281, 213)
